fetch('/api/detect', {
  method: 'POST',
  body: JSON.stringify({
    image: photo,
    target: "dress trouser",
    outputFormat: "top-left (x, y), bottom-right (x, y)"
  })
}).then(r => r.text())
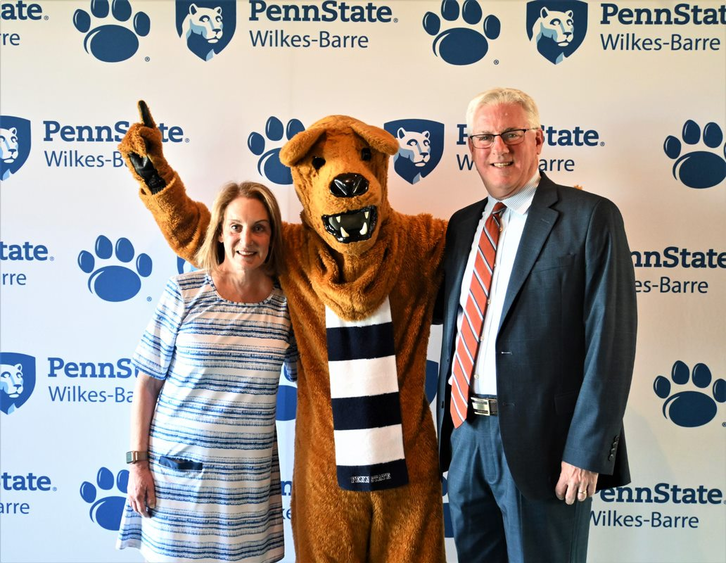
top-left (448, 414), bottom-right (592, 563)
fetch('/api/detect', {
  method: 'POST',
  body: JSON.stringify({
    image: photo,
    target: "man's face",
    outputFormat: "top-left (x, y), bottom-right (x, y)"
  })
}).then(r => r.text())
top-left (468, 103), bottom-right (544, 199)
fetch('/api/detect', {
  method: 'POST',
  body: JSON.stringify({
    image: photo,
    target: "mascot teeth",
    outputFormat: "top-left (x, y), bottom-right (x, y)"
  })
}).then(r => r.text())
top-left (323, 206), bottom-right (377, 244)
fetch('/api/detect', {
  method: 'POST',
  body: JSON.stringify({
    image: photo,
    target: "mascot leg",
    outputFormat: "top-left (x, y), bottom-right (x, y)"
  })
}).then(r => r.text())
top-left (291, 479), bottom-right (373, 562)
top-left (369, 483), bottom-right (446, 562)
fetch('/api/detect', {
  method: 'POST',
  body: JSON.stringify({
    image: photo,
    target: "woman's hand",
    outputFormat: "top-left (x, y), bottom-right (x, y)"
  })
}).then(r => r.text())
top-left (127, 461), bottom-right (156, 518)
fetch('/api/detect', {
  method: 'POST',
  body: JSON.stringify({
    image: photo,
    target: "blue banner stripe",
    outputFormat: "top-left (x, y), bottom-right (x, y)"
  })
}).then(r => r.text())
top-left (337, 459), bottom-right (409, 492)
top-left (326, 323), bottom-right (395, 361)
top-left (331, 393), bottom-right (402, 430)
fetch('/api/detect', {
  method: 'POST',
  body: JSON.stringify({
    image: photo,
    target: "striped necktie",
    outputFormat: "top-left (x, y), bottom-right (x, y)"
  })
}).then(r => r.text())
top-left (450, 202), bottom-right (506, 428)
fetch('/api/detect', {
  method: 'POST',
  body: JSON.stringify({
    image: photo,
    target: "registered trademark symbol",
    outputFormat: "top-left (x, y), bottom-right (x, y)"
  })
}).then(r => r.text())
top-left (493, 59), bottom-right (500, 65)
top-left (722, 422), bottom-right (726, 427)
top-left (394, 17), bottom-right (398, 23)
top-left (145, 57), bottom-right (150, 62)
top-left (52, 486), bottom-right (57, 491)
top-left (147, 296), bottom-right (152, 302)
top-left (600, 142), bottom-right (605, 146)
top-left (50, 256), bottom-right (55, 261)
top-left (44, 15), bottom-right (49, 20)
top-left (185, 138), bottom-right (190, 143)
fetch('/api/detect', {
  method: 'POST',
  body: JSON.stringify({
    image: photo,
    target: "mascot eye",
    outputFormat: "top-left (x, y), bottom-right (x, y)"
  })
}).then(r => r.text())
top-left (361, 147), bottom-right (372, 161)
top-left (312, 156), bottom-right (326, 170)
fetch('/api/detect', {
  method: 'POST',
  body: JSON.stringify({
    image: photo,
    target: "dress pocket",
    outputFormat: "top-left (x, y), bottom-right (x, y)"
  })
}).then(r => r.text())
top-left (158, 456), bottom-right (203, 471)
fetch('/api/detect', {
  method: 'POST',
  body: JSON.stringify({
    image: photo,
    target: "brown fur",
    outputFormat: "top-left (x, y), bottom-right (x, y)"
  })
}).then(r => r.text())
top-left (119, 109), bottom-right (447, 562)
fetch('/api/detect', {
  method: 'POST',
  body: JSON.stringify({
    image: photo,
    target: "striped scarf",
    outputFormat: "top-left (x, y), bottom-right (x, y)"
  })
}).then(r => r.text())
top-left (325, 296), bottom-right (408, 492)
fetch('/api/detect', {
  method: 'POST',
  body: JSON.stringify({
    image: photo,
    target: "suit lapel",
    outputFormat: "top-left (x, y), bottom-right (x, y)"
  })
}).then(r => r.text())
top-left (499, 176), bottom-right (559, 330)
top-left (442, 199), bottom-right (487, 360)
top-left (448, 199), bottom-right (487, 314)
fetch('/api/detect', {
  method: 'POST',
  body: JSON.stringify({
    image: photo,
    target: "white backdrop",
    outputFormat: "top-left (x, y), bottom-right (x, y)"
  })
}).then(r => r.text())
top-left (1, 1), bottom-right (725, 562)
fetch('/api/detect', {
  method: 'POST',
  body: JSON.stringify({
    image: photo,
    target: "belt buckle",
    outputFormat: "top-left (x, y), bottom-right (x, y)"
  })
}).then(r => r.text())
top-left (471, 396), bottom-right (497, 416)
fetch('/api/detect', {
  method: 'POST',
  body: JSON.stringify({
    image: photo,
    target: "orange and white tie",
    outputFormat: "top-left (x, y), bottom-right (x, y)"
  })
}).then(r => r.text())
top-left (450, 202), bottom-right (506, 428)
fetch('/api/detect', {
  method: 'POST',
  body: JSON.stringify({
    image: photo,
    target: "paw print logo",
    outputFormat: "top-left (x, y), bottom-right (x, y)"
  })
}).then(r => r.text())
top-left (78, 235), bottom-right (152, 302)
top-left (653, 360), bottom-right (726, 428)
top-left (73, 0), bottom-right (151, 63)
top-left (176, 256), bottom-right (198, 275)
top-left (663, 120), bottom-right (726, 189)
top-left (80, 467), bottom-right (129, 531)
top-left (277, 383), bottom-right (297, 421)
top-left (423, 0), bottom-right (501, 66)
top-left (247, 117), bottom-right (305, 185)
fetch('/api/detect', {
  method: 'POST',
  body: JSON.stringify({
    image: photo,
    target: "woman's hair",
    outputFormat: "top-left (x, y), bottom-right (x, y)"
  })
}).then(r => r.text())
top-left (466, 87), bottom-right (541, 133)
top-left (195, 181), bottom-right (285, 277)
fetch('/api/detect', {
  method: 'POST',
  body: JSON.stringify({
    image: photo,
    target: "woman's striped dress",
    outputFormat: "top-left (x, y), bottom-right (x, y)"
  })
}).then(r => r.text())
top-left (117, 271), bottom-right (297, 563)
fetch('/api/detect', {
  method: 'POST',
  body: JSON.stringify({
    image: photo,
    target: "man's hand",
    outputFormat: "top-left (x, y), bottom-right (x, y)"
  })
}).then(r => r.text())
top-left (555, 461), bottom-right (598, 505)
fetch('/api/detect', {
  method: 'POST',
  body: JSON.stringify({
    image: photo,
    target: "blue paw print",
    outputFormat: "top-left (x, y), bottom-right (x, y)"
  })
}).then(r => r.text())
top-left (423, 0), bottom-right (501, 66)
top-left (653, 360), bottom-right (726, 428)
top-left (78, 235), bottom-right (152, 302)
top-left (73, 0), bottom-right (150, 63)
top-left (277, 384), bottom-right (297, 421)
top-left (80, 467), bottom-right (129, 531)
top-left (176, 256), bottom-right (198, 275)
top-left (664, 120), bottom-right (726, 189)
top-left (247, 116), bottom-right (305, 185)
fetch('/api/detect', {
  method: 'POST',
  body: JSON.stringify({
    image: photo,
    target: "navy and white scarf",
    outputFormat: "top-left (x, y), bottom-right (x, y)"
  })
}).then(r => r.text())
top-left (325, 297), bottom-right (408, 492)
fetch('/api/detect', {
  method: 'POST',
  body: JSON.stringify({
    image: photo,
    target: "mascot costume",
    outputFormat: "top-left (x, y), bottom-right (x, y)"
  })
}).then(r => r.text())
top-left (118, 102), bottom-right (447, 561)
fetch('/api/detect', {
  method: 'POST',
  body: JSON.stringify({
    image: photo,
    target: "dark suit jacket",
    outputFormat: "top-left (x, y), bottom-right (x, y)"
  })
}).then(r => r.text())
top-left (436, 173), bottom-right (637, 501)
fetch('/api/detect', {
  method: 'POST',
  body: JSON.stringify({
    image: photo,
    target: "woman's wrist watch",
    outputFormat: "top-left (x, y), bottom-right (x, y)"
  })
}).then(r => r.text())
top-left (126, 450), bottom-right (149, 464)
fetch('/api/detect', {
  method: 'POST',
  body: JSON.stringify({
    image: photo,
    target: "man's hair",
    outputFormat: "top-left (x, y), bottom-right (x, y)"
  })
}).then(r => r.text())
top-left (466, 87), bottom-right (541, 133)
top-left (196, 181), bottom-right (285, 277)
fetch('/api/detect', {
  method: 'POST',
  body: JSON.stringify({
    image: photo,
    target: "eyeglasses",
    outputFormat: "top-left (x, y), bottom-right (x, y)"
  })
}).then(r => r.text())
top-left (469, 128), bottom-right (538, 149)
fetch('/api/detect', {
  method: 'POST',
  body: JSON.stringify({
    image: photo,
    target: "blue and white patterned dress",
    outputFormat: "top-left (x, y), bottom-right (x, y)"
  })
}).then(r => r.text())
top-left (117, 271), bottom-right (297, 563)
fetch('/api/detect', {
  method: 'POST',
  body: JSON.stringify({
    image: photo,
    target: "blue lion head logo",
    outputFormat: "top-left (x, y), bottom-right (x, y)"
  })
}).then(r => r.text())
top-left (526, 1), bottom-right (588, 65)
top-left (176, 0), bottom-right (236, 61)
top-left (384, 119), bottom-right (445, 185)
top-left (0, 353), bottom-right (36, 415)
top-left (0, 116), bottom-right (32, 182)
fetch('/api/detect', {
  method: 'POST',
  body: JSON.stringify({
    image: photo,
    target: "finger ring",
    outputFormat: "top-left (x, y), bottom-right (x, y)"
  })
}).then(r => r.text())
top-left (578, 490), bottom-right (587, 496)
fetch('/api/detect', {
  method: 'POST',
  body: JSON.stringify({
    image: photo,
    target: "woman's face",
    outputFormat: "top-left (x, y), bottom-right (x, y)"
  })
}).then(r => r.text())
top-left (218, 196), bottom-right (272, 274)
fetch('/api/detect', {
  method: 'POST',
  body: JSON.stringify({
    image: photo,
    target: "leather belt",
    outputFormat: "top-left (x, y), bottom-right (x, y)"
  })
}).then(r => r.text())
top-left (471, 395), bottom-right (498, 416)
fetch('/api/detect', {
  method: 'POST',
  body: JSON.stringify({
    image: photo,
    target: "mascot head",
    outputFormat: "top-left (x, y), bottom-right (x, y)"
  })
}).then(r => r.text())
top-left (280, 115), bottom-right (399, 256)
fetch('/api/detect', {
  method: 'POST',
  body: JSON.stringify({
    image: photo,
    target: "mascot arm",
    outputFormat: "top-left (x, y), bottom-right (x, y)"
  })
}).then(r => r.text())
top-left (118, 101), bottom-right (210, 266)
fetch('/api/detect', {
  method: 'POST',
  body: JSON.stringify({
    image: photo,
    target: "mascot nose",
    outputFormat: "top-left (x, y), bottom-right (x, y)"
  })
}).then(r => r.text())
top-left (330, 173), bottom-right (369, 198)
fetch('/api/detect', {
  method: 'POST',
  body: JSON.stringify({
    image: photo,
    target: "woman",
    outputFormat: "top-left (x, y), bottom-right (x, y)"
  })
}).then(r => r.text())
top-left (117, 182), bottom-right (297, 563)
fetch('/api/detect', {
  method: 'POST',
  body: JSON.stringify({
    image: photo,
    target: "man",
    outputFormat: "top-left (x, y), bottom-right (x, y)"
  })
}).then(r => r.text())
top-left (436, 87), bottom-right (637, 562)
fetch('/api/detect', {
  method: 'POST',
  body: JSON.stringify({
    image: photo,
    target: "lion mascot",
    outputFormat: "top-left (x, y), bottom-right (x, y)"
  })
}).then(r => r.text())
top-left (118, 102), bottom-right (447, 562)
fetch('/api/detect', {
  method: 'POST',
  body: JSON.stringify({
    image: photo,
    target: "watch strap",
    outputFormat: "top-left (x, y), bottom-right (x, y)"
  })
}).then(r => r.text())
top-left (126, 450), bottom-right (149, 464)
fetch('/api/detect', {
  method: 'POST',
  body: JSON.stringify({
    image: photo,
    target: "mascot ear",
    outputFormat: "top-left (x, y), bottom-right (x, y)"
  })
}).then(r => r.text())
top-left (280, 127), bottom-right (326, 167)
top-left (350, 122), bottom-right (399, 156)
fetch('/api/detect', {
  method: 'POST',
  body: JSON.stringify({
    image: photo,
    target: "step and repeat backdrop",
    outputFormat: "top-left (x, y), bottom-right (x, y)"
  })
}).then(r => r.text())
top-left (1, 1), bottom-right (724, 562)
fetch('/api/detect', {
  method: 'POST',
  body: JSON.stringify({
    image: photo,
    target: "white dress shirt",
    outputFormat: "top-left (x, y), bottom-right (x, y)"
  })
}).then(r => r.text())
top-left (454, 173), bottom-right (540, 396)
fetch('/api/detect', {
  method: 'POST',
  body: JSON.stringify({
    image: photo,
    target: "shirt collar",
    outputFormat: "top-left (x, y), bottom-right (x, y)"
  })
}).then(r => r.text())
top-left (486, 171), bottom-right (540, 216)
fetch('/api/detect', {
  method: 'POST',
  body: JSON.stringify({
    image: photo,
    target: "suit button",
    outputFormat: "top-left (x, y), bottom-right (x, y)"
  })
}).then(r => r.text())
top-left (608, 454), bottom-right (614, 461)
